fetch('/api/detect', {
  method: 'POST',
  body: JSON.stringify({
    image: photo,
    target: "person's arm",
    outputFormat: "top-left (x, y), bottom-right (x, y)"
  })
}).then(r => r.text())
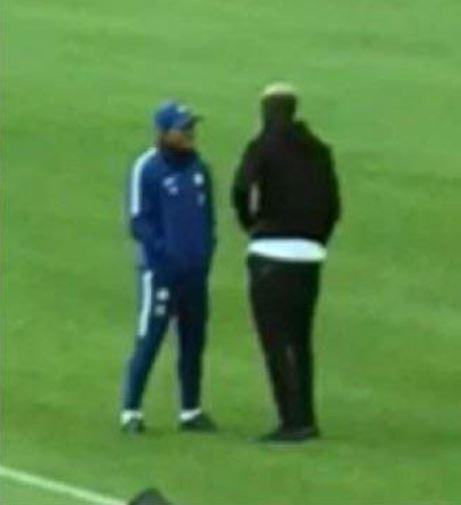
top-left (231, 140), bottom-right (263, 232)
top-left (324, 148), bottom-right (342, 242)
top-left (128, 159), bottom-right (161, 268)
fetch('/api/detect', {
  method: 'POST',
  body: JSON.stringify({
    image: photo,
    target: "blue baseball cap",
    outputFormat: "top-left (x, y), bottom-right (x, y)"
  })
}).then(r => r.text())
top-left (153, 101), bottom-right (200, 131)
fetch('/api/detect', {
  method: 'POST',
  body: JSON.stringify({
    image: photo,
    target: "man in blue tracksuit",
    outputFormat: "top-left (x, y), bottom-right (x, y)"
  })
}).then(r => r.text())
top-left (121, 101), bottom-right (216, 434)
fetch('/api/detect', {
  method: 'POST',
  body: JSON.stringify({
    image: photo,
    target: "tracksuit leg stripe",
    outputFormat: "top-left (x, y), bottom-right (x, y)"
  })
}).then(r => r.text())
top-left (138, 271), bottom-right (153, 338)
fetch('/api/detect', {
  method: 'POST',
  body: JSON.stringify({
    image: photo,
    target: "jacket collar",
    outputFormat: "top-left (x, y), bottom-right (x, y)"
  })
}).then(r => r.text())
top-left (158, 144), bottom-right (197, 169)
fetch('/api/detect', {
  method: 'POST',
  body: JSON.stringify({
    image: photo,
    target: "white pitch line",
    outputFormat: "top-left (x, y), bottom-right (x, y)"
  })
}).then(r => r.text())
top-left (0, 465), bottom-right (125, 505)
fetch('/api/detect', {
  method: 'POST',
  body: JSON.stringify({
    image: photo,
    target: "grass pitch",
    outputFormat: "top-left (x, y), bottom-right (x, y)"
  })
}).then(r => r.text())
top-left (2, 1), bottom-right (461, 504)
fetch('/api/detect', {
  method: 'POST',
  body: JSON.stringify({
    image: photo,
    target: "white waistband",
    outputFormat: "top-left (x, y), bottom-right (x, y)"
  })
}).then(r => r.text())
top-left (248, 238), bottom-right (327, 262)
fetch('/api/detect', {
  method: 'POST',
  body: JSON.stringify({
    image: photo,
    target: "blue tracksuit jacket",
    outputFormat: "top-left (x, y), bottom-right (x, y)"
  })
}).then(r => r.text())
top-left (128, 146), bottom-right (215, 275)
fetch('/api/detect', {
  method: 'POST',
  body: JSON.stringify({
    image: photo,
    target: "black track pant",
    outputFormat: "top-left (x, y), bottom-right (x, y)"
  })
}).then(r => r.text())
top-left (248, 255), bottom-right (322, 430)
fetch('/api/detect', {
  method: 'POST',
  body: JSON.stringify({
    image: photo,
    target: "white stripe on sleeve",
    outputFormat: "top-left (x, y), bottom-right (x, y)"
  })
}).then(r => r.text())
top-left (130, 148), bottom-right (156, 217)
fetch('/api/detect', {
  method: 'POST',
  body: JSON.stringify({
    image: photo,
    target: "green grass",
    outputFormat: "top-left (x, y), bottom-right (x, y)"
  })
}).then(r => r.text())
top-left (2, 0), bottom-right (461, 504)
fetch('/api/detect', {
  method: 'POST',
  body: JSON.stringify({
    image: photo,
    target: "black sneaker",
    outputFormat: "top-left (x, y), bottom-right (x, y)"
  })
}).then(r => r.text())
top-left (259, 425), bottom-right (319, 444)
top-left (121, 417), bottom-right (146, 435)
top-left (180, 413), bottom-right (217, 433)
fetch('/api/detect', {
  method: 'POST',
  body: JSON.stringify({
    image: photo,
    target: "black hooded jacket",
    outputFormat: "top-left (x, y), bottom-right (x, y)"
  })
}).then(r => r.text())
top-left (232, 120), bottom-right (341, 245)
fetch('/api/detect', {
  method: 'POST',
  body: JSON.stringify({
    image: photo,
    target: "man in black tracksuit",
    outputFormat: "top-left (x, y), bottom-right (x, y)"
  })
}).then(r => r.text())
top-left (232, 83), bottom-right (341, 442)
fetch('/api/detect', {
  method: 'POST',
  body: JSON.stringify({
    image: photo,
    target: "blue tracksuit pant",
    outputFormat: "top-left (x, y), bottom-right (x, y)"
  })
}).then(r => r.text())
top-left (122, 267), bottom-right (208, 412)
